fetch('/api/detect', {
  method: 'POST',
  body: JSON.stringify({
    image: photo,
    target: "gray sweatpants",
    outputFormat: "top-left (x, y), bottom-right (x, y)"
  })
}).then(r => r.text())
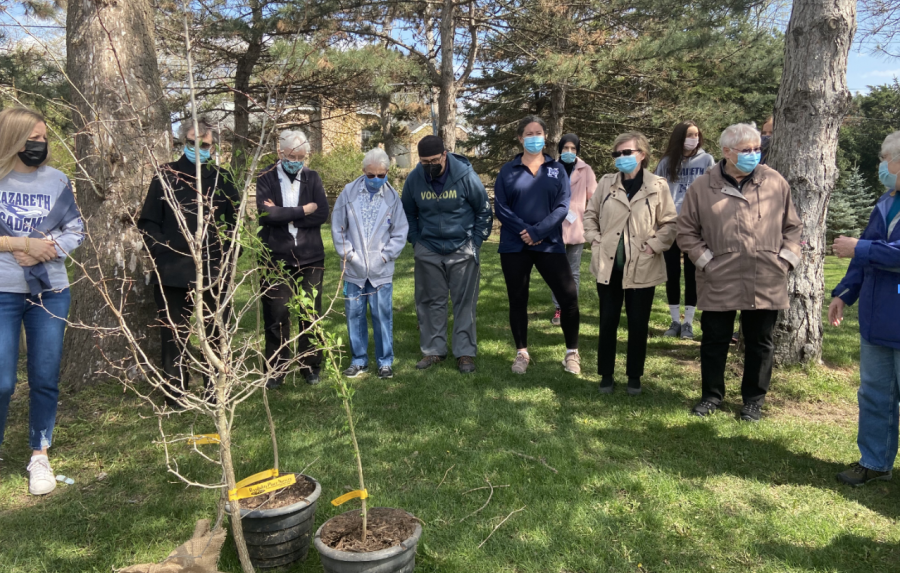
top-left (551, 243), bottom-right (584, 308)
top-left (413, 240), bottom-right (480, 358)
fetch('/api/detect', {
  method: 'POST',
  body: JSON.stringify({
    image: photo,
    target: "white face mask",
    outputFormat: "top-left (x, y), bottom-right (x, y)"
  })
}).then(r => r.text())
top-left (683, 137), bottom-right (699, 151)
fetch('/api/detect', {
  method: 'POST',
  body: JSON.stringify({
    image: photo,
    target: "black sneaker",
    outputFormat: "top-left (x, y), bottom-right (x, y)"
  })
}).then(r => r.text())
top-left (378, 366), bottom-right (393, 379)
top-left (626, 377), bottom-right (642, 396)
top-left (692, 400), bottom-right (718, 417)
top-left (342, 365), bottom-right (368, 378)
top-left (305, 371), bottom-right (321, 385)
top-left (598, 376), bottom-right (614, 394)
top-left (265, 377), bottom-right (284, 390)
top-left (739, 402), bottom-right (762, 422)
top-left (837, 462), bottom-right (892, 487)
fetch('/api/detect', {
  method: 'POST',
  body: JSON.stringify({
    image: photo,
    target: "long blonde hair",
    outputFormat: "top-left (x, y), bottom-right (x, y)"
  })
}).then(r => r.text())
top-left (0, 107), bottom-right (49, 181)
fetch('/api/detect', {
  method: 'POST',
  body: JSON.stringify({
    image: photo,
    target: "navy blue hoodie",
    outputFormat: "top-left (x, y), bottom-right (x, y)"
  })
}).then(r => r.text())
top-left (494, 153), bottom-right (571, 254)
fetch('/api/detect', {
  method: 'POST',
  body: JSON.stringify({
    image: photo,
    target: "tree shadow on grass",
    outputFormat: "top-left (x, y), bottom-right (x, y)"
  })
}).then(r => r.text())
top-left (756, 534), bottom-right (900, 572)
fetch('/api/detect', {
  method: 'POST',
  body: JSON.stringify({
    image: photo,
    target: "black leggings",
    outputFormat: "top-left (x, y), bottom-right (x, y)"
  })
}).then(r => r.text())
top-left (664, 243), bottom-right (697, 307)
top-left (596, 265), bottom-right (656, 378)
top-left (500, 250), bottom-right (580, 350)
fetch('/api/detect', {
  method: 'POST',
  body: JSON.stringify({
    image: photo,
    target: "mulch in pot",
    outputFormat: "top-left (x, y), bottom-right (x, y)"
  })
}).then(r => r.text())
top-left (319, 507), bottom-right (417, 552)
top-left (240, 474), bottom-right (317, 510)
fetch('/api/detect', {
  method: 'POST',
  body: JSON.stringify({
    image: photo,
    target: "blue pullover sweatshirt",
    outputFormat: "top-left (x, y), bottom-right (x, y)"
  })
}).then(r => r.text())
top-left (494, 153), bottom-right (571, 254)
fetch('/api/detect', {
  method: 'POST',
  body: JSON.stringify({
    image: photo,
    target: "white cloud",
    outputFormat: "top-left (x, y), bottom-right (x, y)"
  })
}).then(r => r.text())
top-left (863, 69), bottom-right (900, 78)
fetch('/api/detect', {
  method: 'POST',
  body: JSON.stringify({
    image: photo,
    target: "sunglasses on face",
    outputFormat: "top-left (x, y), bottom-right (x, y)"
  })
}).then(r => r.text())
top-left (735, 147), bottom-right (762, 154)
top-left (365, 173), bottom-right (388, 179)
top-left (611, 149), bottom-right (638, 158)
top-left (185, 139), bottom-right (214, 151)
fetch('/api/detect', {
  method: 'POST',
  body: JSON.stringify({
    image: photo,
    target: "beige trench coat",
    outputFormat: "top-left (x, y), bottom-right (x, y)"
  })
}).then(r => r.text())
top-left (583, 169), bottom-right (678, 289)
top-left (676, 163), bottom-right (803, 311)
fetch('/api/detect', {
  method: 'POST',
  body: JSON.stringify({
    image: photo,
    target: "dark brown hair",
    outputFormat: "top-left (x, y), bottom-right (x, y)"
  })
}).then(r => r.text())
top-left (661, 121), bottom-right (703, 183)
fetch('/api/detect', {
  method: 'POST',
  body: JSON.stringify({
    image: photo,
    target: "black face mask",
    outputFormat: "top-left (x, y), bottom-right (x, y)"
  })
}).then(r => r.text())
top-left (18, 140), bottom-right (48, 167)
top-left (423, 162), bottom-right (443, 180)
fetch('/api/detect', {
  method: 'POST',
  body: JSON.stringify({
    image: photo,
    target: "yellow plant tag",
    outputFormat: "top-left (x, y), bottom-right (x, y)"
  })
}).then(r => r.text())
top-left (234, 468), bottom-right (279, 491)
top-left (187, 434), bottom-right (220, 445)
top-left (229, 474), bottom-right (296, 501)
top-left (331, 489), bottom-right (368, 506)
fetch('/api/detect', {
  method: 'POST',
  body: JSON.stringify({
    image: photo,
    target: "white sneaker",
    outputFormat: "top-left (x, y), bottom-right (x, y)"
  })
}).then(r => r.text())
top-left (27, 455), bottom-right (56, 495)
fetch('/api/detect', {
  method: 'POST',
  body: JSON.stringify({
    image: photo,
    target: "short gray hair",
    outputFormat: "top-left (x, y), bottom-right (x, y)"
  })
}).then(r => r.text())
top-left (279, 129), bottom-right (310, 154)
top-left (179, 116), bottom-right (219, 144)
top-left (881, 131), bottom-right (900, 161)
top-left (719, 123), bottom-right (761, 150)
top-left (362, 148), bottom-right (390, 171)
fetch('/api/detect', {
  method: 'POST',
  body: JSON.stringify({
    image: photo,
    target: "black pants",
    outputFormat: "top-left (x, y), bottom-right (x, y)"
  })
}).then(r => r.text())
top-left (500, 251), bottom-right (579, 350)
top-left (596, 265), bottom-right (656, 378)
top-left (664, 243), bottom-right (696, 307)
top-left (700, 309), bottom-right (778, 405)
top-left (261, 261), bottom-right (324, 380)
top-left (153, 284), bottom-right (226, 401)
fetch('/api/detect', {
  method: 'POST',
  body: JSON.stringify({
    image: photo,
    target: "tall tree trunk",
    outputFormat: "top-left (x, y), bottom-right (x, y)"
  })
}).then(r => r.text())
top-left (380, 93), bottom-right (394, 161)
top-left (437, 0), bottom-right (458, 151)
top-left (770, 0), bottom-right (856, 365)
top-left (230, 1), bottom-right (264, 173)
top-left (64, 0), bottom-right (171, 387)
top-left (547, 83), bottom-right (567, 154)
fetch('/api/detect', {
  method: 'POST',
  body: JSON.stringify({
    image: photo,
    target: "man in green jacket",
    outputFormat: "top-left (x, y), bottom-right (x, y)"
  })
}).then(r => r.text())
top-left (401, 135), bottom-right (493, 373)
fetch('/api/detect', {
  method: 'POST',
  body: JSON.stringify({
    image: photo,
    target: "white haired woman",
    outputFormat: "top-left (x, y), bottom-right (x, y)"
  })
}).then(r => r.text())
top-left (830, 130), bottom-right (900, 486)
top-left (332, 148), bottom-right (408, 379)
top-left (256, 129), bottom-right (329, 387)
top-left (677, 123), bottom-right (802, 421)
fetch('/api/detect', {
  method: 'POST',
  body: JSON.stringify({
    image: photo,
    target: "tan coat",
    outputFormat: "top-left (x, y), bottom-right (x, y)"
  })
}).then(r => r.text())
top-left (676, 163), bottom-right (803, 311)
top-left (561, 158), bottom-right (598, 245)
top-left (583, 169), bottom-right (678, 289)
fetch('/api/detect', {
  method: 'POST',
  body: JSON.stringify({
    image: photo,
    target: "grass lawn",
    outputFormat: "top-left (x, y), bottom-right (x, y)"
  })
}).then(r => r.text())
top-left (2, 230), bottom-right (897, 573)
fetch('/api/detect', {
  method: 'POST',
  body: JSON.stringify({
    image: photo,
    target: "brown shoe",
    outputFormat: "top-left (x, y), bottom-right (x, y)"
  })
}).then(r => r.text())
top-left (458, 356), bottom-right (476, 373)
top-left (416, 355), bottom-right (446, 370)
top-left (511, 352), bottom-right (530, 374)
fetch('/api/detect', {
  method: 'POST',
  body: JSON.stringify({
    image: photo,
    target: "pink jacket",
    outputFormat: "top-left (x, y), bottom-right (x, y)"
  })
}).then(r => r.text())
top-left (562, 158), bottom-right (597, 245)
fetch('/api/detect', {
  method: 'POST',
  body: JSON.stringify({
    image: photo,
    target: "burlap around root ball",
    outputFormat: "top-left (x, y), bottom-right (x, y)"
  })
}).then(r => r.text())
top-left (118, 519), bottom-right (227, 573)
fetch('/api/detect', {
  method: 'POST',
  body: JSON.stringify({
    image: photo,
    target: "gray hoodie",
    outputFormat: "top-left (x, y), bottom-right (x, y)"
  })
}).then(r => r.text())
top-left (331, 176), bottom-right (409, 287)
top-left (654, 149), bottom-right (716, 214)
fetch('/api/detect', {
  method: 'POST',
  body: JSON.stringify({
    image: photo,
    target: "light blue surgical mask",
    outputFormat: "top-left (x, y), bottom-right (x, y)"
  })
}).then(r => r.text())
top-left (615, 155), bottom-right (639, 174)
top-left (365, 175), bottom-right (387, 193)
top-left (560, 151), bottom-right (577, 164)
top-left (879, 160), bottom-right (898, 190)
top-left (734, 151), bottom-right (761, 174)
top-left (185, 145), bottom-right (211, 164)
top-left (523, 136), bottom-right (545, 154)
top-left (282, 160), bottom-right (304, 174)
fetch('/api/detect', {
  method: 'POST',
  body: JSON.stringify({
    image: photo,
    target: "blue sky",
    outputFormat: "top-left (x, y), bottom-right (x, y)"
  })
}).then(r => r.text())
top-left (847, 50), bottom-right (900, 94)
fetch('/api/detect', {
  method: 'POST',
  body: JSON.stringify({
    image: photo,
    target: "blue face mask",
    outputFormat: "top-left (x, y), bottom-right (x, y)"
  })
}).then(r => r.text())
top-left (185, 145), bottom-right (211, 164)
top-left (879, 160), bottom-right (898, 190)
top-left (282, 160), bottom-right (304, 174)
top-left (734, 151), bottom-right (761, 174)
top-left (614, 155), bottom-right (639, 174)
top-left (523, 136), bottom-right (545, 154)
top-left (365, 175), bottom-right (387, 193)
top-left (560, 151), bottom-right (577, 164)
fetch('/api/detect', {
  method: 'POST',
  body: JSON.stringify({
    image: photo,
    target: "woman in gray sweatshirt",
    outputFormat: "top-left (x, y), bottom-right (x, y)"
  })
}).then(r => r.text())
top-left (654, 121), bottom-right (715, 340)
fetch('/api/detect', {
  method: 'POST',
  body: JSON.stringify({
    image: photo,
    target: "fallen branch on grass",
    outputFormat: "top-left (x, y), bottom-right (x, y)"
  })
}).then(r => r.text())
top-left (437, 464), bottom-right (455, 489)
top-left (478, 506), bottom-right (526, 549)
top-left (460, 478), bottom-right (494, 522)
top-left (501, 449), bottom-right (558, 474)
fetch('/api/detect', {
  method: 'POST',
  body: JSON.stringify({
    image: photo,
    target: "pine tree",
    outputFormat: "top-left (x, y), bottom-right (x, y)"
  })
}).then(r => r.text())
top-left (828, 166), bottom-right (875, 244)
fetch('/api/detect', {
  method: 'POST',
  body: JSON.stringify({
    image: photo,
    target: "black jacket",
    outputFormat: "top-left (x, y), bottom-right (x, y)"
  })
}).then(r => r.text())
top-left (255, 163), bottom-right (329, 267)
top-left (137, 155), bottom-right (240, 288)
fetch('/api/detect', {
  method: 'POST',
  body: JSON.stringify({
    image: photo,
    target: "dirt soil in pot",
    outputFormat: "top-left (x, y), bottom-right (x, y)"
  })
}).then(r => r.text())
top-left (320, 507), bottom-right (418, 552)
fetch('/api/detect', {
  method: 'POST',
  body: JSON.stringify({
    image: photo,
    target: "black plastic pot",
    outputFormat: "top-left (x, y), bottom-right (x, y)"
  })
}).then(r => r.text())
top-left (313, 508), bottom-right (422, 573)
top-left (225, 473), bottom-right (321, 570)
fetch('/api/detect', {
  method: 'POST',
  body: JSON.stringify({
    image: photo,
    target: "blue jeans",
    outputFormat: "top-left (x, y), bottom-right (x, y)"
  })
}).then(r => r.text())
top-left (345, 281), bottom-right (393, 368)
top-left (0, 289), bottom-right (71, 451)
top-left (858, 336), bottom-right (900, 472)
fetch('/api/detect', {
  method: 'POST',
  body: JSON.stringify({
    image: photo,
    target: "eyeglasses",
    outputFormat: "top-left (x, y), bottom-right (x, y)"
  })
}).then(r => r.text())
top-left (365, 173), bottom-right (388, 179)
top-left (185, 139), bottom-right (214, 151)
top-left (735, 147), bottom-right (762, 154)
top-left (611, 149), bottom-right (639, 158)
top-left (420, 154), bottom-right (445, 165)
